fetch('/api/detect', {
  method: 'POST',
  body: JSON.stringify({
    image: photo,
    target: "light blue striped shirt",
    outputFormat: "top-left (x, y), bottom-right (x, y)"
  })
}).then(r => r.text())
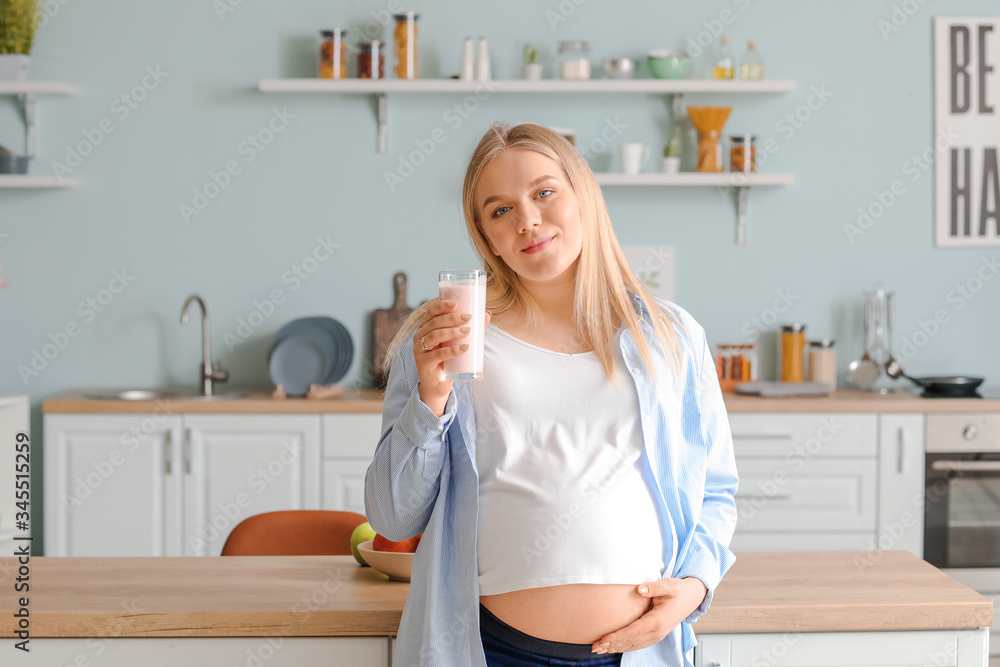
top-left (365, 291), bottom-right (739, 667)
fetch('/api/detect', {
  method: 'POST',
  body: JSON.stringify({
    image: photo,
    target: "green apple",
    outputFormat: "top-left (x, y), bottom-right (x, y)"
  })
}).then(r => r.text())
top-left (350, 521), bottom-right (377, 566)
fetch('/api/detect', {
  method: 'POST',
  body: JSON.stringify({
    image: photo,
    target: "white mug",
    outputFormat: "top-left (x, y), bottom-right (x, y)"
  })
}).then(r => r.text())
top-left (619, 143), bottom-right (651, 175)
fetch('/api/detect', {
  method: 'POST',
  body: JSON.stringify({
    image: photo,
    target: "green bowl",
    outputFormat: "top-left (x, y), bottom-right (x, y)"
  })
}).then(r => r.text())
top-left (647, 50), bottom-right (690, 79)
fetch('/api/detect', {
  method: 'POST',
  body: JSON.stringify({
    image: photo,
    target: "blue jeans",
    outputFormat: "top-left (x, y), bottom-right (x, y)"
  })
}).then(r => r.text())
top-left (480, 603), bottom-right (623, 666)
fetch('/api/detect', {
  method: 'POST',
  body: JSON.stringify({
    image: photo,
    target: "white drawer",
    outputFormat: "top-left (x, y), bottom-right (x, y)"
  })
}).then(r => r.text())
top-left (734, 458), bottom-right (877, 532)
top-left (730, 531), bottom-right (875, 553)
top-left (322, 414), bottom-right (382, 458)
top-left (727, 413), bottom-right (877, 458)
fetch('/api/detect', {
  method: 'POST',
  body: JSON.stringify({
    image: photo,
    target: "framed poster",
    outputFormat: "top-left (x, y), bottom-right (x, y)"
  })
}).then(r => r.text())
top-left (621, 245), bottom-right (675, 302)
top-left (934, 17), bottom-right (1000, 246)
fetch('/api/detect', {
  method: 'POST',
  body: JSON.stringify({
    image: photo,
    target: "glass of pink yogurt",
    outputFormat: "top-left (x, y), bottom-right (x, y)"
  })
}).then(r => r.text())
top-left (438, 269), bottom-right (486, 381)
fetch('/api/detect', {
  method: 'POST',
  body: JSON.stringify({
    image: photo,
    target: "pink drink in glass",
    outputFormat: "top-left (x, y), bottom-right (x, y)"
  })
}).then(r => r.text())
top-left (439, 270), bottom-right (486, 381)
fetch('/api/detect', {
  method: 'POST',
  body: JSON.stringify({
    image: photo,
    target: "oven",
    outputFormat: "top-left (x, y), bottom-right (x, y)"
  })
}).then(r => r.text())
top-left (924, 413), bottom-right (1000, 657)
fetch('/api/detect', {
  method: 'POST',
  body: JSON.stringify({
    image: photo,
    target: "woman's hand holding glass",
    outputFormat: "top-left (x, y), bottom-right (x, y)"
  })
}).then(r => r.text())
top-left (413, 299), bottom-right (492, 417)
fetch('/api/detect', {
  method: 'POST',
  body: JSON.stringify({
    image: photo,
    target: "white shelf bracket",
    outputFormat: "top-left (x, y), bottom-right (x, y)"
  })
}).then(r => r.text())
top-left (16, 93), bottom-right (37, 158)
top-left (734, 186), bottom-right (749, 246)
top-left (376, 93), bottom-right (388, 154)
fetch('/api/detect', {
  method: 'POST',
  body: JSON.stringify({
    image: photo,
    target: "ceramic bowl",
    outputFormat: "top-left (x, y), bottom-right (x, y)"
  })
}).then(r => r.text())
top-left (357, 540), bottom-right (414, 582)
top-left (647, 50), bottom-right (690, 79)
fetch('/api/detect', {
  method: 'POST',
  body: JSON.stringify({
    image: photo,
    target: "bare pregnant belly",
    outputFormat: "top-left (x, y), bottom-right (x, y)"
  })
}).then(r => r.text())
top-left (480, 583), bottom-right (650, 644)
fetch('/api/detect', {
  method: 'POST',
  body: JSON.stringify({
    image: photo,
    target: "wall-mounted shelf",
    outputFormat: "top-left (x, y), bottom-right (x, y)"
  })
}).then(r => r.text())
top-left (258, 78), bottom-right (795, 94)
top-left (0, 81), bottom-right (76, 188)
top-left (257, 78), bottom-right (795, 153)
top-left (0, 175), bottom-right (74, 188)
top-left (596, 173), bottom-right (794, 245)
top-left (258, 76), bottom-right (796, 245)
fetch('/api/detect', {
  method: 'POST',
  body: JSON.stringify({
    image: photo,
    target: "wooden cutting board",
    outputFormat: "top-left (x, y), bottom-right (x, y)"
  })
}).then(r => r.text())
top-left (372, 272), bottom-right (414, 389)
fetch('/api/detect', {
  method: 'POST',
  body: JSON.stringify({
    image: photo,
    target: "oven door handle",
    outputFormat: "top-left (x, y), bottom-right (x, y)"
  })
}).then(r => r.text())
top-left (930, 460), bottom-right (1000, 472)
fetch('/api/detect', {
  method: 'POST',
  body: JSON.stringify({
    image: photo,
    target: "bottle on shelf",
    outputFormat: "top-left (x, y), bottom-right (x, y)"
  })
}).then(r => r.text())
top-left (713, 35), bottom-right (734, 79)
top-left (739, 39), bottom-right (764, 80)
top-left (474, 36), bottom-right (491, 81)
top-left (459, 36), bottom-right (474, 80)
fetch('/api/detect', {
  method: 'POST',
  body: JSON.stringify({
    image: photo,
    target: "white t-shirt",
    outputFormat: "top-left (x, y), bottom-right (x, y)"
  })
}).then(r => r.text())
top-left (472, 322), bottom-right (666, 595)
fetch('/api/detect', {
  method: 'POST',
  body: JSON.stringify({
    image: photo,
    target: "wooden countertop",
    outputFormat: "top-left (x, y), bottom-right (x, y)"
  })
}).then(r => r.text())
top-left (42, 387), bottom-right (1000, 414)
top-left (0, 551), bottom-right (990, 637)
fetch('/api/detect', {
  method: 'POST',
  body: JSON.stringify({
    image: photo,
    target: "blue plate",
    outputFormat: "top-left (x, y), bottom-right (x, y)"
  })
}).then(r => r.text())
top-left (312, 316), bottom-right (354, 384)
top-left (268, 331), bottom-right (333, 396)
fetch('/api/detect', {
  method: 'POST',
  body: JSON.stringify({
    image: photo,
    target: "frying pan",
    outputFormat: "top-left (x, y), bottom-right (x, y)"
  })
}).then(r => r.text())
top-left (885, 360), bottom-right (985, 397)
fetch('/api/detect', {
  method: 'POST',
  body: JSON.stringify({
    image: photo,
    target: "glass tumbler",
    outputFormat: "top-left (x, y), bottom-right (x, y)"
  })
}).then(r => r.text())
top-left (438, 270), bottom-right (486, 381)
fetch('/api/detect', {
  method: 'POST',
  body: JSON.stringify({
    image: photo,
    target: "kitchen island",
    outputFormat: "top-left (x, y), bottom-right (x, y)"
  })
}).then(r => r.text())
top-left (0, 551), bottom-right (990, 666)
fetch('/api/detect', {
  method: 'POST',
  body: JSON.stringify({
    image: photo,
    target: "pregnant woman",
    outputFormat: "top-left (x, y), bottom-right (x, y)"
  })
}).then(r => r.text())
top-left (365, 122), bottom-right (738, 667)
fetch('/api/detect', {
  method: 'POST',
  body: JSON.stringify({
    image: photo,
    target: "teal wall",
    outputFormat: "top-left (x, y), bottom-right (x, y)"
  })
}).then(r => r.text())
top-left (2, 1), bottom-right (999, 550)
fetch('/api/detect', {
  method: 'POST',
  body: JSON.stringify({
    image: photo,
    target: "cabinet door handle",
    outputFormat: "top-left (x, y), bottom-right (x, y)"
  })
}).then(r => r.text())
top-left (735, 491), bottom-right (792, 500)
top-left (184, 428), bottom-right (192, 474)
top-left (896, 427), bottom-right (905, 474)
top-left (731, 432), bottom-right (793, 440)
top-left (932, 460), bottom-right (1000, 472)
top-left (164, 430), bottom-right (173, 475)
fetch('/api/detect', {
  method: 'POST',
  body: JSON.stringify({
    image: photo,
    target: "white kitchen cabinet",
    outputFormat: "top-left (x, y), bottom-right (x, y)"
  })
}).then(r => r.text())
top-left (877, 414), bottom-right (925, 558)
top-left (694, 629), bottom-right (987, 667)
top-left (321, 414), bottom-right (381, 514)
top-left (44, 414), bottom-right (321, 557)
top-left (728, 413), bottom-right (879, 552)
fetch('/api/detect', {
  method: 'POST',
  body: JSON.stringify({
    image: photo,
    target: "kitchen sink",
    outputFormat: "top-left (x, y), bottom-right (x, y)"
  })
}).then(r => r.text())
top-left (82, 387), bottom-right (252, 401)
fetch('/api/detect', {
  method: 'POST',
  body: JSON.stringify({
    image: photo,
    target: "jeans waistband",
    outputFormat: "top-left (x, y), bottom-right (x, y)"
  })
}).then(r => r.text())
top-left (478, 602), bottom-right (619, 661)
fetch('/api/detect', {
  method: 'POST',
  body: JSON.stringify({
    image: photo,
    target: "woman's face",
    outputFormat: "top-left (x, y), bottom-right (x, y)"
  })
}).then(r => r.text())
top-left (475, 149), bottom-right (583, 285)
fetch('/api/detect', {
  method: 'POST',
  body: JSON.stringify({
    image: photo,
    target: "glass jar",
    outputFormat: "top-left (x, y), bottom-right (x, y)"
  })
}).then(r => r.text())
top-left (392, 12), bottom-right (419, 79)
top-left (807, 339), bottom-right (837, 388)
top-left (780, 323), bottom-right (807, 383)
top-left (558, 40), bottom-right (591, 79)
top-left (319, 29), bottom-right (347, 79)
top-left (696, 129), bottom-right (723, 172)
top-left (714, 343), bottom-right (758, 383)
top-left (730, 134), bottom-right (757, 172)
top-left (358, 41), bottom-right (384, 80)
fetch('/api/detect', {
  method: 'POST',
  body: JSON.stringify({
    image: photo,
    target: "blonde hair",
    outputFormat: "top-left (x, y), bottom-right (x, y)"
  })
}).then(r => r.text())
top-left (382, 122), bottom-right (684, 386)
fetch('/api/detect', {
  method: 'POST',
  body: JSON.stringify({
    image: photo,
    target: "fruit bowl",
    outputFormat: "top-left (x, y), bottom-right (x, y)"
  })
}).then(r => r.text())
top-left (357, 540), bottom-right (414, 582)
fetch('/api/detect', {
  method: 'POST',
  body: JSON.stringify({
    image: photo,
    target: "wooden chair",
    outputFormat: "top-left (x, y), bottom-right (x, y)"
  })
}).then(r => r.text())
top-left (220, 510), bottom-right (368, 556)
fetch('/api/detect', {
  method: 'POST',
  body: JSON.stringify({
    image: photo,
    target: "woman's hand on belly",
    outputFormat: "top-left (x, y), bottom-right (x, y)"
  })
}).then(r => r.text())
top-left (591, 577), bottom-right (709, 654)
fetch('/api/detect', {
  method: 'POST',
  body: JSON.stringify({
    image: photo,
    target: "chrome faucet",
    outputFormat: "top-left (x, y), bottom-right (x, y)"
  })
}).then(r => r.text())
top-left (180, 294), bottom-right (229, 396)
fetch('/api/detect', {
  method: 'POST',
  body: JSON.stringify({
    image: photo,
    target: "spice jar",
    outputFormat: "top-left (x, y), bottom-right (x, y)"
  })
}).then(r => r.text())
top-left (393, 12), bottom-right (419, 79)
top-left (358, 41), bottom-right (384, 80)
top-left (714, 343), bottom-right (758, 383)
top-left (730, 134), bottom-right (756, 172)
top-left (319, 29), bottom-right (347, 79)
top-left (558, 40), bottom-right (591, 79)
top-left (807, 339), bottom-right (837, 389)
top-left (780, 323), bottom-right (806, 382)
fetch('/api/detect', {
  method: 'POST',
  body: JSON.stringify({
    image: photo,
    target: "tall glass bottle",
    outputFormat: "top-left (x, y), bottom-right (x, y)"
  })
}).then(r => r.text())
top-left (714, 35), bottom-right (734, 79)
top-left (739, 39), bottom-right (764, 80)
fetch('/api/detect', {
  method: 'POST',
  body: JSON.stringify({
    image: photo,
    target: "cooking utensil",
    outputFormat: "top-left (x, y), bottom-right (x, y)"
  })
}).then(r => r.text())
top-left (846, 296), bottom-right (880, 389)
top-left (602, 57), bottom-right (635, 79)
top-left (884, 360), bottom-right (985, 397)
top-left (373, 272), bottom-right (414, 389)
